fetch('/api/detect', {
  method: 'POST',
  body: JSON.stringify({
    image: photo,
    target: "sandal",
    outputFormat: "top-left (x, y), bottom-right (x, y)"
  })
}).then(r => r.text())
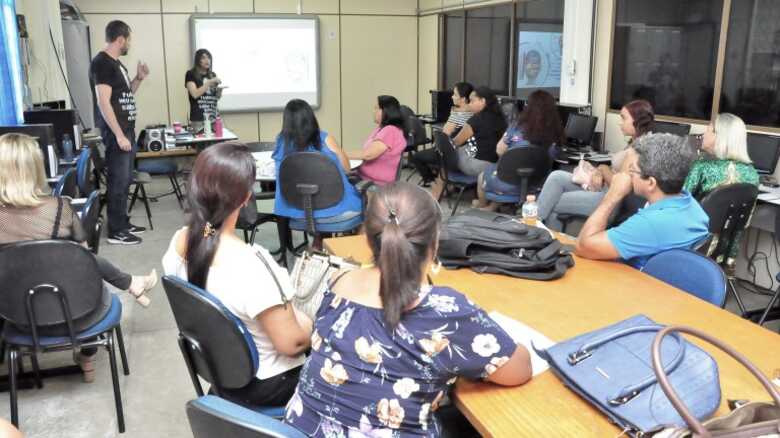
top-left (128, 269), bottom-right (156, 308)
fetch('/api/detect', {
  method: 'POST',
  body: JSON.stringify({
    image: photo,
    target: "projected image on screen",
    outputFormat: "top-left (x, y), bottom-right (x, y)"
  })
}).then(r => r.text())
top-left (517, 31), bottom-right (562, 90)
top-left (192, 17), bottom-right (319, 111)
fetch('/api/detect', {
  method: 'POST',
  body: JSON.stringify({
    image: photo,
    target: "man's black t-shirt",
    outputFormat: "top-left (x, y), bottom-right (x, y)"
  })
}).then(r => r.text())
top-left (185, 70), bottom-right (219, 122)
top-left (90, 51), bottom-right (137, 132)
top-left (465, 111), bottom-right (508, 163)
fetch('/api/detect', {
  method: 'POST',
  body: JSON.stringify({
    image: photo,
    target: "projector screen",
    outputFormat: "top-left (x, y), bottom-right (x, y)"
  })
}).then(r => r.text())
top-left (191, 16), bottom-right (319, 112)
top-left (516, 29), bottom-right (562, 98)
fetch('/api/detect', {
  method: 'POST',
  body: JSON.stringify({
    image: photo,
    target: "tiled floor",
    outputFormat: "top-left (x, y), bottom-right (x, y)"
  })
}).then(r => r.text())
top-left (0, 175), bottom-right (777, 437)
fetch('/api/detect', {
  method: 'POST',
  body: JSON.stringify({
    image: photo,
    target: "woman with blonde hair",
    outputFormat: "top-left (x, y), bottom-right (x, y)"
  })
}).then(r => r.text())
top-left (0, 133), bottom-right (156, 381)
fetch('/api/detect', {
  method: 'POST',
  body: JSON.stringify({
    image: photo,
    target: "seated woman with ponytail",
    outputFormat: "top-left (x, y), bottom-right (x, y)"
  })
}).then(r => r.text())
top-left (284, 182), bottom-right (532, 437)
top-left (162, 142), bottom-right (312, 406)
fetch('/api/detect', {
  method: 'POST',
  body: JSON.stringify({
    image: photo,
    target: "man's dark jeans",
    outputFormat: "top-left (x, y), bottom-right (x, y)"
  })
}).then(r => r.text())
top-left (101, 126), bottom-right (136, 235)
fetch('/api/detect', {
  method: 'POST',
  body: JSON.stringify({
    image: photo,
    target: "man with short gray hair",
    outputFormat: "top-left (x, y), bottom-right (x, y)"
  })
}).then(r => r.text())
top-left (575, 133), bottom-right (709, 269)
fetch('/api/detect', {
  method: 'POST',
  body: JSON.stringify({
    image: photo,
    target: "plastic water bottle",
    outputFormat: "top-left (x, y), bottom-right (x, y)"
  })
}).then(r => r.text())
top-left (62, 133), bottom-right (74, 161)
top-left (203, 111), bottom-right (213, 137)
top-left (521, 195), bottom-right (539, 227)
top-left (214, 116), bottom-right (223, 138)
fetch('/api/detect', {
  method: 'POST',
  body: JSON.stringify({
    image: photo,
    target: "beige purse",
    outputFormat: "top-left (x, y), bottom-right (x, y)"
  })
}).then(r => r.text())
top-left (652, 326), bottom-right (780, 438)
top-left (289, 250), bottom-right (360, 320)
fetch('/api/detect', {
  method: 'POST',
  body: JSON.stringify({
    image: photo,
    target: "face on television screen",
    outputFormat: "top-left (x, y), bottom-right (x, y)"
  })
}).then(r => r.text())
top-left (517, 31), bottom-right (562, 90)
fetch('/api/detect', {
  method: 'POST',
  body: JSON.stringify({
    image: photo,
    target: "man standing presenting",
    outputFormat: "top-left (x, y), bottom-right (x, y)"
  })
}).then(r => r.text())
top-left (90, 20), bottom-right (149, 245)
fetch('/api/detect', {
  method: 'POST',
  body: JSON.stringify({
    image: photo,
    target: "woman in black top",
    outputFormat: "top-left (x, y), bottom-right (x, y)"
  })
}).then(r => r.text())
top-left (185, 49), bottom-right (222, 131)
top-left (431, 86), bottom-right (507, 200)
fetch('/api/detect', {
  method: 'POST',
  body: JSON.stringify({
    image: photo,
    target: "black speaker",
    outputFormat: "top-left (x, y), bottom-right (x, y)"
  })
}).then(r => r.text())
top-left (430, 89), bottom-right (454, 123)
top-left (145, 128), bottom-right (165, 152)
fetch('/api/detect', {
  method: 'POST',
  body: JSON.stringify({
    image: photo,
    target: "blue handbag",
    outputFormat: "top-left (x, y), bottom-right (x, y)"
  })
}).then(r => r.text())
top-left (536, 315), bottom-right (721, 437)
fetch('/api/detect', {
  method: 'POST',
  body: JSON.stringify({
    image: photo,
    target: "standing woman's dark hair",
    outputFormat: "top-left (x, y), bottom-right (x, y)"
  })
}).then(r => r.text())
top-left (377, 95), bottom-right (405, 133)
top-left (453, 82), bottom-right (474, 104)
top-left (279, 99), bottom-right (322, 154)
top-left (516, 90), bottom-right (564, 147)
top-left (473, 86), bottom-right (502, 118)
top-left (364, 182), bottom-right (442, 328)
top-left (190, 48), bottom-right (214, 81)
top-left (185, 142), bottom-right (256, 288)
top-left (624, 99), bottom-right (655, 137)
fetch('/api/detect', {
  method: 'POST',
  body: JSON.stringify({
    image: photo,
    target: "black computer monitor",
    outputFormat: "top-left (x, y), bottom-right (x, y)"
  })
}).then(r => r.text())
top-left (430, 89), bottom-right (454, 123)
top-left (23, 109), bottom-right (78, 153)
top-left (564, 114), bottom-right (598, 148)
top-left (654, 120), bottom-right (691, 137)
top-left (0, 124), bottom-right (59, 178)
top-left (747, 132), bottom-right (780, 175)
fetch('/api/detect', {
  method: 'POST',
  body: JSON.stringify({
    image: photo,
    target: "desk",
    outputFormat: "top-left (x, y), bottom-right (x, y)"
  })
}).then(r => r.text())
top-left (136, 128), bottom-right (239, 159)
top-left (252, 151), bottom-right (363, 182)
top-left (324, 235), bottom-right (780, 437)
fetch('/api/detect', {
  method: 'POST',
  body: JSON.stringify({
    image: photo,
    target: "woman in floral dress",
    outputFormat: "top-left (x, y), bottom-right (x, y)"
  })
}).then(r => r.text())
top-left (285, 182), bottom-right (532, 437)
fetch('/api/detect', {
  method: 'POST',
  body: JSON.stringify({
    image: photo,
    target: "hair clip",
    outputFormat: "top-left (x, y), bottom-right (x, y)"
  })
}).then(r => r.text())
top-left (203, 222), bottom-right (217, 238)
top-left (383, 194), bottom-right (400, 226)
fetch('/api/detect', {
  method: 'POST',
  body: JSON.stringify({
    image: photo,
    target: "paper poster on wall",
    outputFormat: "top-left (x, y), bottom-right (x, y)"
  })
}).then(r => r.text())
top-left (517, 31), bottom-right (562, 90)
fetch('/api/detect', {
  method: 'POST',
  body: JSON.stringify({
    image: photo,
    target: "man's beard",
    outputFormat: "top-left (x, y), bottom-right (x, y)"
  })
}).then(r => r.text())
top-left (120, 46), bottom-right (129, 56)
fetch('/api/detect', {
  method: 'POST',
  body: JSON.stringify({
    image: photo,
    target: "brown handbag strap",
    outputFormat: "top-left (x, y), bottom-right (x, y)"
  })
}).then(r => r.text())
top-left (651, 326), bottom-right (780, 436)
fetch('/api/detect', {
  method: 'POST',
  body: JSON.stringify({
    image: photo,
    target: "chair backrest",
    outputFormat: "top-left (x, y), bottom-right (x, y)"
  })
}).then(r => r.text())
top-left (54, 168), bottom-right (78, 198)
top-left (162, 276), bottom-right (258, 392)
top-left (237, 191), bottom-right (259, 230)
top-left (642, 249), bottom-right (727, 306)
top-left (88, 142), bottom-right (106, 189)
top-left (699, 183), bottom-right (758, 260)
top-left (187, 396), bottom-right (306, 438)
top-left (80, 190), bottom-right (102, 254)
top-left (75, 147), bottom-right (93, 197)
top-left (278, 152), bottom-right (345, 234)
top-left (495, 146), bottom-right (552, 194)
top-left (400, 105), bottom-right (428, 148)
top-left (0, 240), bottom-right (105, 335)
top-left (434, 131), bottom-right (460, 175)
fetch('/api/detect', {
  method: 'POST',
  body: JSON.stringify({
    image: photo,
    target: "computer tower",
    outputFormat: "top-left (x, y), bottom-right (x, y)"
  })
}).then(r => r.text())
top-left (430, 89), bottom-right (454, 123)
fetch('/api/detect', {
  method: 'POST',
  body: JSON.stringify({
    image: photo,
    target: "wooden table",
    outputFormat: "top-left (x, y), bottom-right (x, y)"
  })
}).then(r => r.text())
top-left (136, 128), bottom-right (239, 159)
top-left (324, 235), bottom-right (780, 437)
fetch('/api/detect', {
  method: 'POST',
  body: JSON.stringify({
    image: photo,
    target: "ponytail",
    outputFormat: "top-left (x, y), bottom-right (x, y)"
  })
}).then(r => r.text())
top-left (377, 221), bottom-right (426, 328)
top-left (185, 213), bottom-right (222, 289)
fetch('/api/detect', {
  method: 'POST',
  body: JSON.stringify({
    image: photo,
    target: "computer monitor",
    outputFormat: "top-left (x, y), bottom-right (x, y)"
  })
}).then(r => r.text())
top-left (430, 89), bottom-right (454, 123)
top-left (747, 132), bottom-right (780, 175)
top-left (653, 120), bottom-right (691, 137)
top-left (23, 109), bottom-right (79, 153)
top-left (0, 124), bottom-right (59, 178)
top-left (564, 114), bottom-right (598, 148)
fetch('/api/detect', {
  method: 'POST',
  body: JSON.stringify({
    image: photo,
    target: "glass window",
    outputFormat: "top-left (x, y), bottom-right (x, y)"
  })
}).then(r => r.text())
top-left (719, 0), bottom-right (780, 128)
top-left (515, 0), bottom-right (564, 98)
top-left (464, 5), bottom-right (512, 95)
top-left (610, 0), bottom-right (724, 119)
top-left (443, 11), bottom-right (465, 90)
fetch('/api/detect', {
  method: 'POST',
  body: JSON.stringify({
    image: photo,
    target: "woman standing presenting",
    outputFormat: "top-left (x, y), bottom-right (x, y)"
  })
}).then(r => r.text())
top-left (185, 49), bottom-right (222, 132)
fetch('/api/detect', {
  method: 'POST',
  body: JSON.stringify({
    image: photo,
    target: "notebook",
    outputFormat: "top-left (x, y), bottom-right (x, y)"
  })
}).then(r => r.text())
top-left (488, 311), bottom-right (554, 376)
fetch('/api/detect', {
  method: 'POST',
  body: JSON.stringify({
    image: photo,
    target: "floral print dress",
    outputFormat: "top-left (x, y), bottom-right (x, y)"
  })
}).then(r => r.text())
top-left (284, 285), bottom-right (517, 437)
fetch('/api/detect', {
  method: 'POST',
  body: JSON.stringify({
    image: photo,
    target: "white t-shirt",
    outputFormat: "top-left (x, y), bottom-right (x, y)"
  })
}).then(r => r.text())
top-left (162, 228), bottom-right (305, 380)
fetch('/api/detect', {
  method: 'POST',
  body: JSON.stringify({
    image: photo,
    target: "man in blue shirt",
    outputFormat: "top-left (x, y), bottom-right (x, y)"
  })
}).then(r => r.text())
top-left (575, 133), bottom-right (709, 269)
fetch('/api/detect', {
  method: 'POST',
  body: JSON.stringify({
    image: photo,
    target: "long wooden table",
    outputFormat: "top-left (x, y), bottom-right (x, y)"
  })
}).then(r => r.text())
top-left (324, 235), bottom-right (780, 437)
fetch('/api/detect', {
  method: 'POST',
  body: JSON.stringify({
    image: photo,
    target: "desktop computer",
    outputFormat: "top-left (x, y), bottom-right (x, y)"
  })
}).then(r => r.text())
top-left (747, 132), bottom-right (780, 186)
top-left (0, 124), bottom-right (59, 178)
top-left (563, 114), bottom-right (598, 151)
top-left (23, 109), bottom-right (80, 155)
top-left (430, 89), bottom-right (454, 123)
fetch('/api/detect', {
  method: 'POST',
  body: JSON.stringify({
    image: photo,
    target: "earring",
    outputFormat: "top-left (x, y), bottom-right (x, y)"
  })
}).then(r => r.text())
top-left (431, 257), bottom-right (442, 275)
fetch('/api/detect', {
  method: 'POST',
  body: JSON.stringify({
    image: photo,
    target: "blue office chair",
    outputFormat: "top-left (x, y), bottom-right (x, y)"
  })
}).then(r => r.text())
top-left (0, 240), bottom-right (130, 432)
top-left (434, 132), bottom-right (478, 216)
top-left (484, 146), bottom-right (552, 205)
top-left (278, 152), bottom-right (363, 236)
top-left (187, 395), bottom-right (305, 438)
top-left (641, 249), bottom-right (727, 307)
top-left (161, 276), bottom-right (286, 418)
top-left (53, 167), bottom-right (78, 198)
top-left (75, 147), bottom-right (94, 197)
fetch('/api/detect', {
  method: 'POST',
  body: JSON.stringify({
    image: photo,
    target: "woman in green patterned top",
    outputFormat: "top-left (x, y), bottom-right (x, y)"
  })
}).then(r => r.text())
top-left (684, 113), bottom-right (758, 267)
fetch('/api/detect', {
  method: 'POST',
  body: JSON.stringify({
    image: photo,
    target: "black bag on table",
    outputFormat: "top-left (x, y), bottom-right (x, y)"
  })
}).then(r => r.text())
top-left (438, 209), bottom-right (574, 280)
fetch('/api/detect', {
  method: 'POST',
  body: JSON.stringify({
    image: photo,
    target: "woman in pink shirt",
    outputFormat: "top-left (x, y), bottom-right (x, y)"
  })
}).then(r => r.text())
top-left (351, 95), bottom-right (408, 185)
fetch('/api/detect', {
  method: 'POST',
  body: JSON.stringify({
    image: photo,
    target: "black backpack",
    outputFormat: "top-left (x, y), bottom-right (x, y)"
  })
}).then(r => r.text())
top-left (438, 209), bottom-right (574, 280)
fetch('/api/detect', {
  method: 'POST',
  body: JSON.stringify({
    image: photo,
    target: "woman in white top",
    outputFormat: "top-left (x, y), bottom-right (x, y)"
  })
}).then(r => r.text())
top-left (410, 82), bottom-right (475, 185)
top-left (162, 142), bottom-right (311, 406)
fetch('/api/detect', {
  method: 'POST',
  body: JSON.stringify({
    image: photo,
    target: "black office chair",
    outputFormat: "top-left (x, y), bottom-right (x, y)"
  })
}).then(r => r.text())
top-left (484, 146), bottom-right (552, 206)
top-left (278, 152), bottom-right (363, 249)
top-left (698, 183), bottom-right (759, 317)
top-left (80, 190), bottom-right (103, 254)
top-left (400, 105), bottom-right (432, 179)
top-left (434, 132), bottom-right (478, 216)
top-left (187, 396), bottom-right (306, 438)
top-left (53, 168), bottom-right (78, 198)
top-left (161, 276), bottom-right (285, 417)
top-left (556, 194), bottom-right (646, 235)
top-left (75, 147), bottom-right (94, 197)
top-left (0, 240), bottom-right (130, 432)
top-left (236, 191), bottom-right (277, 246)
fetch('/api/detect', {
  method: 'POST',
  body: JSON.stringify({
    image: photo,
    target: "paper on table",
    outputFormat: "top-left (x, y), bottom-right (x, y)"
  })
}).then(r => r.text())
top-left (489, 311), bottom-right (554, 376)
